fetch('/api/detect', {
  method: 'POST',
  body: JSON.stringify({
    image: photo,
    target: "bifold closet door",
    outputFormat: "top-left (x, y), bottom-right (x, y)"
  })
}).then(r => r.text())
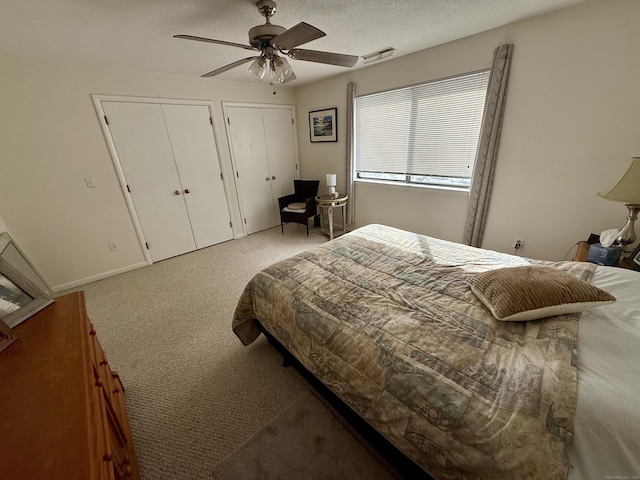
top-left (161, 104), bottom-right (232, 248)
top-left (263, 107), bottom-right (298, 214)
top-left (103, 102), bottom-right (196, 261)
top-left (226, 106), bottom-right (276, 234)
top-left (226, 106), bottom-right (297, 234)
top-left (102, 102), bottom-right (232, 262)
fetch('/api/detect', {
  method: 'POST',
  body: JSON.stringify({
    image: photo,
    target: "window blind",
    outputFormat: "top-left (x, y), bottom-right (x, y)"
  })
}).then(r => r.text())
top-left (354, 70), bottom-right (490, 189)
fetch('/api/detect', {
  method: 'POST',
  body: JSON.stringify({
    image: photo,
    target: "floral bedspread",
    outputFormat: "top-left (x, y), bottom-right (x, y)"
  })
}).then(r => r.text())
top-left (233, 224), bottom-right (592, 479)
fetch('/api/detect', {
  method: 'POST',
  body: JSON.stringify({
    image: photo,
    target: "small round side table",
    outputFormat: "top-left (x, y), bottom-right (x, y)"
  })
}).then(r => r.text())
top-left (315, 194), bottom-right (348, 240)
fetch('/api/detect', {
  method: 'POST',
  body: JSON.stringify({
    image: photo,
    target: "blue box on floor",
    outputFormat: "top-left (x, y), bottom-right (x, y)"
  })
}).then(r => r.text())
top-left (587, 243), bottom-right (623, 266)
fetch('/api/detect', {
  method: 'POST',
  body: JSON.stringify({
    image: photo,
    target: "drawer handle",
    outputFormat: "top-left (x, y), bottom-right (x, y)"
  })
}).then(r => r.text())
top-left (89, 329), bottom-right (96, 336)
top-left (95, 380), bottom-right (103, 388)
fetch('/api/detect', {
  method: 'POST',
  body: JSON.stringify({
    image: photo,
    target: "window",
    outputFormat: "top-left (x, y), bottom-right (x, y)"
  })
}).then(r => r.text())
top-left (354, 70), bottom-right (490, 190)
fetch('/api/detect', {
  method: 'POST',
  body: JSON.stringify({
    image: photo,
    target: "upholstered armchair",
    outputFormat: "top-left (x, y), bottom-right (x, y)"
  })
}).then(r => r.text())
top-left (278, 179), bottom-right (320, 236)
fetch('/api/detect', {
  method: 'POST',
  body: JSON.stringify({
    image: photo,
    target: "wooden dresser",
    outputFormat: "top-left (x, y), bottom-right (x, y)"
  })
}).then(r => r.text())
top-left (0, 291), bottom-right (140, 480)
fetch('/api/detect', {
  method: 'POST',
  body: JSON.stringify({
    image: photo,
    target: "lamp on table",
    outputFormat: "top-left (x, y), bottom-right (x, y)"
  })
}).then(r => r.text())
top-left (598, 157), bottom-right (640, 247)
top-left (326, 173), bottom-right (338, 198)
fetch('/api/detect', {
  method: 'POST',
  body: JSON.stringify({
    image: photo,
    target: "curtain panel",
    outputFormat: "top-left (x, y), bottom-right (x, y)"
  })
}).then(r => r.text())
top-left (463, 43), bottom-right (514, 247)
top-left (346, 81), bottom-right (356, 225)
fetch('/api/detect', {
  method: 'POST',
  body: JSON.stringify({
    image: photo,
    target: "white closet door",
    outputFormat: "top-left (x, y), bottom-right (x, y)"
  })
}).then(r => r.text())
top-left (263, 108), bottom-right (298, 221)
top-left (226, 107), bottom-right (275, 234)
top-left (161, 104), bottom-right (232, 248)
top-left (102, 102), bottom-right (196, 261)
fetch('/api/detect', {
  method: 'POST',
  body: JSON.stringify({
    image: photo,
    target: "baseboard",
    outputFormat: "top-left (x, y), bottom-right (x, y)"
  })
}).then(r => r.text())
top-left (52, 261), bottom-right (149, 293)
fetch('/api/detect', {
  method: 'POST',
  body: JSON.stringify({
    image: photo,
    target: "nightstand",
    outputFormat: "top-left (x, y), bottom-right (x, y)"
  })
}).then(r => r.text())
top-left (316, 194), bottom-right (348, 240)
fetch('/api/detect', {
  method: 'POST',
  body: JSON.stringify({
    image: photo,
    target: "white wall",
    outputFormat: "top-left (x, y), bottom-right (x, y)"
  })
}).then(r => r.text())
top-left (0, 56), bottom-right (295, 291)
top-left (295, 0), bottom-right (640, 261)
top-left (2, 0), bottom-right (638, 291)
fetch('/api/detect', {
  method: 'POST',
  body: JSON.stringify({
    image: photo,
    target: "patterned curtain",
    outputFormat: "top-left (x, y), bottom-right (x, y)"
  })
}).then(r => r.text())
top-left (345, 81), bottom-right (356, 225)
top-left (463, 43), bottom-right (514, 247)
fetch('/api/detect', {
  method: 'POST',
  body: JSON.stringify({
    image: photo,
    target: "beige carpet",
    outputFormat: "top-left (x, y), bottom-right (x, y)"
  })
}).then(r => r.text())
top-left (212, 390), bottom-right (401, 480)
top-left (79, 225), bottom-right (330, 480)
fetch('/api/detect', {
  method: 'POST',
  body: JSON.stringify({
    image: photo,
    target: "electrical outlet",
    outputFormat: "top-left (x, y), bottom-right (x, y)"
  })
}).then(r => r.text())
top-left (513, 238), bottom-right (524, 250)
top-left (108, 241), bottom-right (119, 251)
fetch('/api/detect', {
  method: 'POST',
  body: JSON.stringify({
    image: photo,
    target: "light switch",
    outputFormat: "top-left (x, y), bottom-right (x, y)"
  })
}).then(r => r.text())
top-left (85, 176), bottom-right (97, 188)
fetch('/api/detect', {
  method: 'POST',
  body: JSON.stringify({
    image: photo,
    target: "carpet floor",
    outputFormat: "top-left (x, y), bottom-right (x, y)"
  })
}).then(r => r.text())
top-left (212, 390), bottom-right (402, 480)
top-left (77, 225), bottom-right (360, 479)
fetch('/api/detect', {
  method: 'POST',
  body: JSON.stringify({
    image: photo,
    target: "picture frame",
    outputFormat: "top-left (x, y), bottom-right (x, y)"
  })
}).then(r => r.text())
top-left (624, 243), bottom-right (640, 271)
top-left (0, 256), bottom-right (53, 329)
top-left (0, 316), bottom-right (17, 353)
top-left (309, 108), bottom-right (337, 143)
top-left (1, 232), bottom-right (53, 296)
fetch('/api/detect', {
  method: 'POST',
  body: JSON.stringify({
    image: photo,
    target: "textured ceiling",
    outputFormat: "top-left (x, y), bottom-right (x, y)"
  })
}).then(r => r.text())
top-left (1, 0), bottom-right (584, 86)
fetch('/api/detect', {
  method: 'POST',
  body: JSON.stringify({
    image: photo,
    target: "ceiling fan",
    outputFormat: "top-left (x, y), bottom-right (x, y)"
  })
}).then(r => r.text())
top-left (174, 0), bottom-right (359, 84)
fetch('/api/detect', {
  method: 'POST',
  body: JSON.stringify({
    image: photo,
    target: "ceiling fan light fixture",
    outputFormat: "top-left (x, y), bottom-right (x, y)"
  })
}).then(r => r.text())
top-left (272, 56), bottom-right (295, 83)
top-left (248, 56), bottom-right (269, 80)
top-left (176, 0), bottom-right (358, 82)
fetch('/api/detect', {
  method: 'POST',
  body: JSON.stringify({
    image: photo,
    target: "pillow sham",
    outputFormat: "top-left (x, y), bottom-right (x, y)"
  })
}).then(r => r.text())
top-left (469, 265), bottom-right (616, 321)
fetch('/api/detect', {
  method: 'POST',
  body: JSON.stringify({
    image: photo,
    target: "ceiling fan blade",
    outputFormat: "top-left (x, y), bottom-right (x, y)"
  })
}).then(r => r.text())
top-left (271, 22), bottom-right (325, 50)
top-left (202, 57), bottom-right (258, 77)
top-left (288, 49), bottom-right (358, 68)
top-left (174, 35), bottom-right (257, 51)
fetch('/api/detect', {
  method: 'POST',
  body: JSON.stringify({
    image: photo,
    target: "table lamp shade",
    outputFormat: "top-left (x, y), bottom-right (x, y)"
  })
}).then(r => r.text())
top-left (326, 174), bottom-right (337, 187)
top-left (597, 157), bottom-right (640, 203)
top-left (597, 157), bottom-right (640, 247)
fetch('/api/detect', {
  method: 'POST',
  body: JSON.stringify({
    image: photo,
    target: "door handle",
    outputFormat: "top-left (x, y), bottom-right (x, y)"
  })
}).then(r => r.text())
top-left (174, 190), bottom-right (181, 195)
top-left (184, 189), bottom-right (191, 194)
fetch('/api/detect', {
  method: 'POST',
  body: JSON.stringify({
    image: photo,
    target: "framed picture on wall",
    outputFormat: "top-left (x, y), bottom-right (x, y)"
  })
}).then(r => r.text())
top-left (309, 108), bottom-right (337, 143)
top-left (625, 243), bottom-right (640, 271)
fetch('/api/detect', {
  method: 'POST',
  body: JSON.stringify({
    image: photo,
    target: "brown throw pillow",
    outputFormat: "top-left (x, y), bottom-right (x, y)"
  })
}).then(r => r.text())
top-left (469, 265), bottom-right (616, 321)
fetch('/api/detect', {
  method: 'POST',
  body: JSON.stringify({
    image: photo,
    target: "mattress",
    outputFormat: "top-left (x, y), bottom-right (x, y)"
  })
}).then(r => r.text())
top-left (233, 224), bottom-right (639, 479)
top-left (568, 266), bottom-right (640, 479)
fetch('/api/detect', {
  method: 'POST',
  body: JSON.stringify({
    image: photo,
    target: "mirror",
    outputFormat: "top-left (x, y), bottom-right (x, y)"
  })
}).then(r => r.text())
top-left (0, 232), bottom-right (54, 328)
top-left (0, 232), bottom-right (52, 296)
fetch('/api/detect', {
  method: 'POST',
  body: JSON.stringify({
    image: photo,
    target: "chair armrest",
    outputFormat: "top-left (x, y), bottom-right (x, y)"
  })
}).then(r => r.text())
top-left (278, 194), bottom-right (297, 210)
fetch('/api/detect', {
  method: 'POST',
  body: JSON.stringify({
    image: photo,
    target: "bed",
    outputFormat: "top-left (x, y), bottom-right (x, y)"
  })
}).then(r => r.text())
top-left (232, 224), bottom-right (640, 479)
